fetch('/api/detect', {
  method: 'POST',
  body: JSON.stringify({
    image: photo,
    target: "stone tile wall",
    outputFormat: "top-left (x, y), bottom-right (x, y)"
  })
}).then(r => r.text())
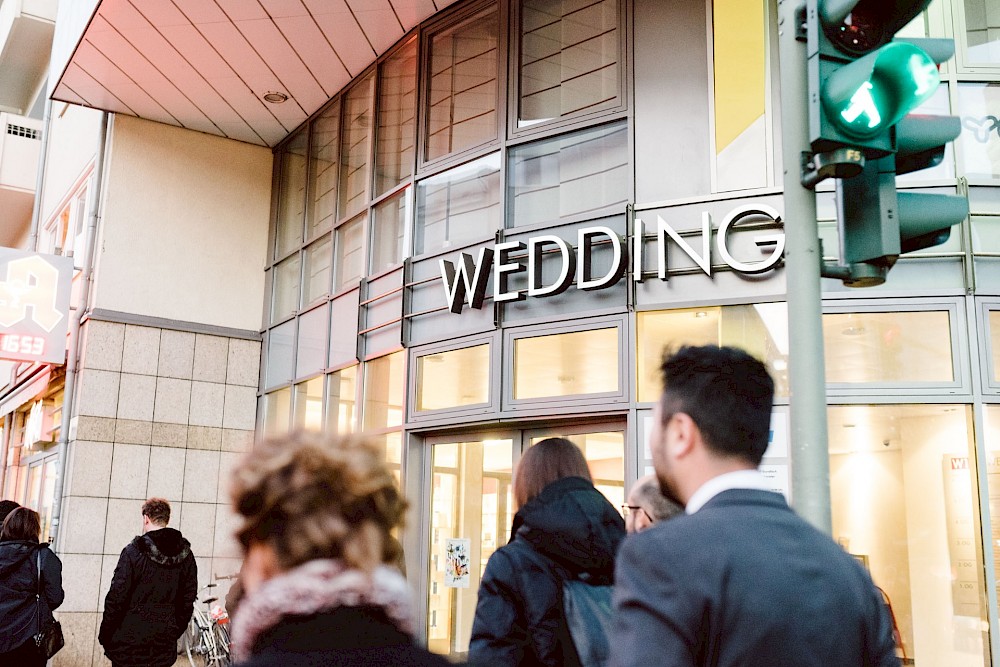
top-left (55, 320), bottom-right (259, 667)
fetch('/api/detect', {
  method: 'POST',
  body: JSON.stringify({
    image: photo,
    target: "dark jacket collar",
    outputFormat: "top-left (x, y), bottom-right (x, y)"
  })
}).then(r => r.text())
top-left (132, 527), bottom-right (191, 566)
top-left (699, 487), bottom-right (790, 512)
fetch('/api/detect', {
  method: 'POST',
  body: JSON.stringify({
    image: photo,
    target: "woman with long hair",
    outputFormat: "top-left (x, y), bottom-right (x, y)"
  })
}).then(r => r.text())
top-left (228, 431), bottom-right (452, 666)
top-left (468, 437), bottom-right (626, 666)
top-left (0, 507), bottom-right (65, 666)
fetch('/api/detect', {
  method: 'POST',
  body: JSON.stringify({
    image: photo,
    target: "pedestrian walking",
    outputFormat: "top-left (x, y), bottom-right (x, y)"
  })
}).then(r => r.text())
top-left (610, 345), bottom-right (900, 667)
top-left (624, 473), bottom-right (681, 534)
top-left (468, 437), bottom-right (626, 667)
top-left (99, 497), bottom-right (197, 667)
top-left (0, 506), bottom-right (65, 667)
top-left (227, 431), bottom-right (453, 667)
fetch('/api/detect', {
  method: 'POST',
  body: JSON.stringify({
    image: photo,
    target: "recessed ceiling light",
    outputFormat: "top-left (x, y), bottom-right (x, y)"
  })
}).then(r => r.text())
top-left (841, 326), bottom-right (866, 336)
top-left (263, 91), bottom-right (289, 104)
top-left (694, 311), bottom-right (708, 318)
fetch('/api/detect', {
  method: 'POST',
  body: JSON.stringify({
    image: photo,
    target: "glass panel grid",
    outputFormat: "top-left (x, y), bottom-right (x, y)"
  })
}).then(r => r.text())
top-left (340, 74), bottom-right (375, 219)
top-left (309, 101), bottom-right (341, 237)
top-left (416, 152), bottom-right (501, 253)
top-left (377, 38), bottom-right (418, 196)
top-left (275, 131), bottom-right (308, 258)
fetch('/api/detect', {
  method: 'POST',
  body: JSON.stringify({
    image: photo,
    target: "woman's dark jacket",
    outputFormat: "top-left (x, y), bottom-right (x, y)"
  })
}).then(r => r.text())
top-left (468, 476), bottom-right (626, 667)
top-left (235, 605), bottom-right (456, 667)
top-left (98, 527), bottom-right (198, 667)
top-left (0, 540), bottom-right (64, 652)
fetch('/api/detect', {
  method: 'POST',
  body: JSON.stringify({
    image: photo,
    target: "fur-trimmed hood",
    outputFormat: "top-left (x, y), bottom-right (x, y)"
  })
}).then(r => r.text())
top-left (132, 527), bottom-right (191, 566)
top-left (230, 559), bottom-right (415, 662)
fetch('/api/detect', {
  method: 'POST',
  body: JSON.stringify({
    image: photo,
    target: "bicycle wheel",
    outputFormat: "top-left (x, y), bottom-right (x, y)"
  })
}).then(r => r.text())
top-left (208, 623), bottom-right (232, 667)
top-left (181, 615), bottom-right (209, 667)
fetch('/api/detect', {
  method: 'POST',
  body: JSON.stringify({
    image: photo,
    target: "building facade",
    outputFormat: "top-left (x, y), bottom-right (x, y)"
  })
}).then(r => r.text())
top-left (1, 0), bottom-right (999, 665)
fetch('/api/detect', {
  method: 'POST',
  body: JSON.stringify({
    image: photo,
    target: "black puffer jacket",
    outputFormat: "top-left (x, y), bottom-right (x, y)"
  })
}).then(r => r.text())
top-left (0, 540), bottom-right (64, 652)
top-left (468, 476), bottom-right (626, 667)
top-left (99, 527), bottom-right (198, 667)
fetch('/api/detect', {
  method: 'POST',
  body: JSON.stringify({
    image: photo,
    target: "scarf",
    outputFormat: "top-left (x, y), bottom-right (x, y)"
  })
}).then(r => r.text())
top-left (229, 559), bottom-right (415, 661)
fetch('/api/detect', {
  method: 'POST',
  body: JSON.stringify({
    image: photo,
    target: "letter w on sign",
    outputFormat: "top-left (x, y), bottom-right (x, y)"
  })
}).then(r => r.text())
top-left (439, 248), bottom-right (494, 314)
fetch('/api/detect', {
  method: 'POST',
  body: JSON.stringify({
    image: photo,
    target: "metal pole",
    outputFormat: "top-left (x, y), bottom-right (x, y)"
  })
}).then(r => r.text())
top-left (27, 94), bottom-right (53, 252)
top-left (50, 112), bottom-right (109, 552)
top-left (777, 1), bottom-right (831, 534)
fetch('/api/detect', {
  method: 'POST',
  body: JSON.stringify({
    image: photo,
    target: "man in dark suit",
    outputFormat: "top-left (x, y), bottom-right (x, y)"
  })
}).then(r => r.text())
top-left (610, 345), bottom-right (899, 667)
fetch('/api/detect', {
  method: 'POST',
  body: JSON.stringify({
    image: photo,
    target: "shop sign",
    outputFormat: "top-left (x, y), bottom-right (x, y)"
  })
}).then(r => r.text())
top-left (439, 204), bottom-right (784, 314)
top-left (0, 249), bottom-right (74, 365)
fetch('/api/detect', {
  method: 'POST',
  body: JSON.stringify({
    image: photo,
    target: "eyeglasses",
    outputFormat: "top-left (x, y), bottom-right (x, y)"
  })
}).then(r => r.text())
top-left (621, 504), bottom-right (650, 522)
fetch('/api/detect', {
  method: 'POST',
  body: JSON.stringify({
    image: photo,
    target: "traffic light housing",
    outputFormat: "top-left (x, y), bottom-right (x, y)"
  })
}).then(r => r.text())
top-left (806, 1), bottom-right (969, 286)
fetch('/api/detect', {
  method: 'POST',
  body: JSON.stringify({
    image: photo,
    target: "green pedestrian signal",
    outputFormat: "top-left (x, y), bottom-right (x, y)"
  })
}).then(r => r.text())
top-left (803, 1), bottom-right (969, 287)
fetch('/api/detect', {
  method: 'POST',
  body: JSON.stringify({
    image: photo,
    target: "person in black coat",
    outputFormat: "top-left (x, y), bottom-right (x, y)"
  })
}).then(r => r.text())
top-left (99, 497), bottom-right (197, 667)
top-left (468, 437), bottom-right (626, 667)
top-left (228, 431), bottom-right (454, 667)
top-left (0, 507), bottom-right (64, 667)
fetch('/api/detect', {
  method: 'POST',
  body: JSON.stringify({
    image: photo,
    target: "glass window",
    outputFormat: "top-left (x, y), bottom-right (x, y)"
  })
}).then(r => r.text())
top-left (326, 365), bottom-right (358, 434)
top-left (335, 215), bottom-right (366, 290)
top-left (271, 254), bottom-right (300, 324)
top-left (508, 122), bottom-right (628, 228)
top-left (964, 0), bottom-right (1000, 65)
top-left (428, 437), bottom-right (513, 658)
top-left (363, 351), bottom-right (405, 431)
top-left (275, 131), bottom-right (307, 258)
top-left (340, 73), bottom-right (375, 220)
top-left (957, 83), bottom-right (1000, 183)
top-left (823, 311), bottom-right (953, 383)
top-left (514, 327), bottom-right (618, 399)
top-left (265, 321), bottom-right (295, 389)
top-left (302, 235), bottom-right (332, 307)
top-left (519, 0), bottom-right (619, 127)
top-left (832, 404), bottom-right (987, 665)
top-left (712, 0), bottom-right (768, 192)
top-left (292, 376), bottom-right (324, 431)
top-left (295, 305), bottom-right (328, 379)
top-left (636, 304), bottom-right (790, 402)
top-left (263, 388), bottom-right (292, 436)
top-left (330, 290), bottom-right (360, 367)
top-left (417, 344), bottom-right (490, 411)
top-left (896, 85), bottom-right (954, 184)
top-left (309, 100), bottom-right (340, 238)
top-left (38, 457), bottom-right (57, 542)
top-left (377, 38), bottom-right (418, 196)
top-left (991, 310), bottom-right (1000, 381)
top-left (371, 191), bottom-right (408, 273)
top-left (425, 8), bottom-right (499, 161)
top-left (415, 153), bottom-right (501, 254)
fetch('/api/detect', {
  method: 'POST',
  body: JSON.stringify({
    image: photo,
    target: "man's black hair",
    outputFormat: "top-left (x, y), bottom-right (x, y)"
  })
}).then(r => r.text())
top-left (0, 499), bottom-right (19, 526)
top-left (659, 345), bottom-right (774, 466)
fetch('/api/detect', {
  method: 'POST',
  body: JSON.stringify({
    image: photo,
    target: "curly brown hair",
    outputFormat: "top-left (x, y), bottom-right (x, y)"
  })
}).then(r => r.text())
top-left (230, 431), bottom-right (407, 573)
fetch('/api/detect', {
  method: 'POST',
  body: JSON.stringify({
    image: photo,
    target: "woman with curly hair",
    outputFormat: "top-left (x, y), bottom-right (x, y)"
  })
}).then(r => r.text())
top-left (228, 431), bottom-right (452, 667)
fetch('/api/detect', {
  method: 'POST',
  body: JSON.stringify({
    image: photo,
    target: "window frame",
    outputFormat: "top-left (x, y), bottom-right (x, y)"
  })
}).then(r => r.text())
top-left (407, 332), bottom-right (500, 426)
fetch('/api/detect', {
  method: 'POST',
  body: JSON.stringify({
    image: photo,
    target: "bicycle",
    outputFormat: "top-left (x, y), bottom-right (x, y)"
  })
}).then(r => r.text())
top-left (181, 582), bottom-right (232, 667)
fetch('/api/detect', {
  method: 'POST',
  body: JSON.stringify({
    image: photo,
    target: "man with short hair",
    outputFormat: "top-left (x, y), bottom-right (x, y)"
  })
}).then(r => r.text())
top-left (624, 473), bottom-right (681, 534)
top-left (611, 345), bottom-right (899, 667)
top-left (99, 497), bottom-right (197, 667)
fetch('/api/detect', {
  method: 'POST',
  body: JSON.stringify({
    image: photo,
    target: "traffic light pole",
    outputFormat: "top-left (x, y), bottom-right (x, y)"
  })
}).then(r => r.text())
top-left (778, 1), bottom-right (832, 534)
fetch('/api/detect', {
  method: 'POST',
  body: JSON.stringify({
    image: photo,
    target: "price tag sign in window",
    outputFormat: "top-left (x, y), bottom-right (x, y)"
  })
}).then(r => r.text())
top-left (0, 249), bottom-right (73, 365)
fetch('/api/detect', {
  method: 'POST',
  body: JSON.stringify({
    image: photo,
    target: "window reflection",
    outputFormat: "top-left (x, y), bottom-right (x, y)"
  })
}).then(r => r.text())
top-left (372, 192), bottom-right (408, 273)
top-left (340, 74), bottom-right (375, 219)
top-left (325, 365), bottom-right (357, 434)
top-left (363, 351), bottom-right (405, 430)
top-left (377, 38), bottom-right (418, 196)
top-left (265, 321), bottom-right (295, 389)
top-left (293, 377), bottom-right (324, 431)
top-left (964, 0), bottom-right (1000, 65)
top-left (416, 153), bottom-right (501, 253)
top-left (263, 388), bottom-right (292, 436)
top-left (309, 101), bottom-right (340, 238)
top-left (957, 83), bottom-right (1000, 184)
top-left (335, 215), bottom-right (366, 290)
top-left (272, 254), bottom-right (300, 324)
top-left (275, 131), bottom-right (307, 258)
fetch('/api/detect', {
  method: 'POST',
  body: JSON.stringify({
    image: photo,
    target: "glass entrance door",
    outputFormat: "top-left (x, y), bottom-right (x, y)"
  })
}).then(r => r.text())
top-left (425, 423), bottom-right (626, 660)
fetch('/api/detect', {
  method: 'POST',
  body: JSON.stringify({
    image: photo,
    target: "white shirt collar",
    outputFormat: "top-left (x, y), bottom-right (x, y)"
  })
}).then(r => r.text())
top-left (684, 469), bottom-right (771, 514)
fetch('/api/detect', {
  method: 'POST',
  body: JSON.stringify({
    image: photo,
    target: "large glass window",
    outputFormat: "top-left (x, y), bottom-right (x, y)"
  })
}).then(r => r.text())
top-left (425, 8), bottom-right (499, 161)
top-left (518, 0), bottom-right (620, 127)
top-left (416, 344), bottom-right (490, 411)
top-left (275, 131), bottom-right (307, 258)
top-left (416, 153), bottom-right (501, 254)
top-left (263, 388), bottom-right (292, 436)
top-left (377, 38), bottom-right (418, 196)
top-left (636, 304), bottom-right (790, 402)
top-left (371, 191), bottom-right (408, 273)
top-left (265, 321), bottom-right (295, 389)
top-left (822, 311), bottom-right (954, 384)
top-left (831, 404), bottom-right (987, 666)
top-left (330, 291), bottom-right (360, 367)
top-left (964, 0), bottom-right (1000, 65)
top-left (295, 306), bottom-right (328, 379)
top-left (957, 83), bottom-right (1000, 183)
top-left (508, 121), bottom-right (628, 228)
top-left (309, 100), bottom-right (340, 237)
top-left (363, 351), bottom-right (405, 431)
top-left (340, 74), bottom-right (375, 219)
top-left (513, 327), bottom-right (618, 399)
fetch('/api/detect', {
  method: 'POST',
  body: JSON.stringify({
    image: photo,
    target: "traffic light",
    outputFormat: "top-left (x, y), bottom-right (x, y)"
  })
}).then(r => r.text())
top-left (805, 1), bottom-right (969, 287)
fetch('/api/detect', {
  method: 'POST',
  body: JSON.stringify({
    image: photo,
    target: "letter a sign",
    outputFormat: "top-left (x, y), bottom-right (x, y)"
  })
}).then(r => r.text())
top-left (0, 249), bottom-right (73, 365)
